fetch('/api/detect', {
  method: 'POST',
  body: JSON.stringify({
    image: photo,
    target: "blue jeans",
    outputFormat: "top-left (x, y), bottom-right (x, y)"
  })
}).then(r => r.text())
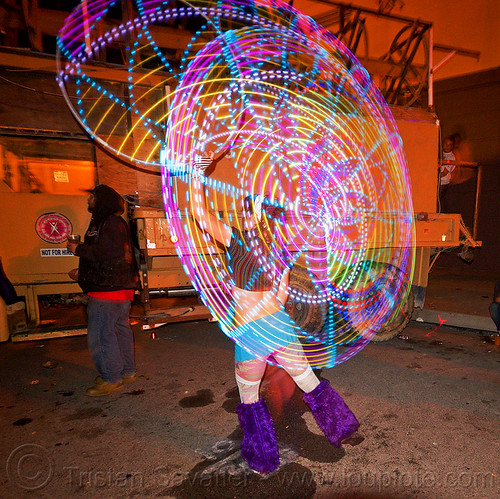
top-left (87, 297), bottom-right (135, 383)
top-left (490, 302), bottom-right (500, 332)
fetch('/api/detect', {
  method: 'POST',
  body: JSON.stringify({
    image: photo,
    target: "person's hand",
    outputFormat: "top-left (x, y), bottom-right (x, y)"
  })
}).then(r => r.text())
top-left (192, 150), bottom-right (215, 178)
top-left (68, 268), bottom-right (78, 281)
top-left (67, 242), bottom-right (79, 254)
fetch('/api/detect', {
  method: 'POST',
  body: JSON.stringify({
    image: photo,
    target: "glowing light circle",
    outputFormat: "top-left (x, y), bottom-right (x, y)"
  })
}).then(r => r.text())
top-left (57, 0), bottom-right (415, 368)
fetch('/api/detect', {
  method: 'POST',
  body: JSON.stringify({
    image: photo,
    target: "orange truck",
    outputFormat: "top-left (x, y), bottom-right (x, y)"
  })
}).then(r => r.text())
top-left (0, 2), bottom-right (479, 342)
top-left (0, 79), bottom-right (471, 342)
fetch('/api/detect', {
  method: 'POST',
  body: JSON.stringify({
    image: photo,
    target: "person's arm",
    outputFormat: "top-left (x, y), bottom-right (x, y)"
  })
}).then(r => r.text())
top-left (438, 164), bottom-right (451, 177)
top-left (494, 281), bottom-right (500, 303)
top-left (191, 166), bottom-right (231, 247)
top-left (442, 160), bottom-right (480, 168)
top-left (66, 241), bottom-right (79, 254)
top-left (68, 268), bottom-right (78, 281)
top-left (73, 217), bottom-right (127, 261)
top-left (277, 267), bottom-right (290, 305)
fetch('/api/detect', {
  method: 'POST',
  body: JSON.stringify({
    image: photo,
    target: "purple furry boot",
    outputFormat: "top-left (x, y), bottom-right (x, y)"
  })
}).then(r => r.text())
top-left (236, 398), bottom-right (279, 474)
top-left (303, 380), bottom-right (359, 447)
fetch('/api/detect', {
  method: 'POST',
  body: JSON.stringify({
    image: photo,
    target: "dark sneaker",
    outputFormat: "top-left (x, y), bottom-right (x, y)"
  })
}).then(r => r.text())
top-left (85, 381), bottom-right (124, 397)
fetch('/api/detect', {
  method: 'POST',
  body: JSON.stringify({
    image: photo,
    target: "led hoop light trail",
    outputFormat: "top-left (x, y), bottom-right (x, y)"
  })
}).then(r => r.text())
top-left (57, 0), bottom-right (415, 368)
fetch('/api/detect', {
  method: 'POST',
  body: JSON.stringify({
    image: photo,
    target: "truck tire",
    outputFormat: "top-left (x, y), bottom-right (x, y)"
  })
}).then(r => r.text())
top-left (371, 286), bottom-right (414, 342)
top-left (285, 264), bottom-right (326, 335)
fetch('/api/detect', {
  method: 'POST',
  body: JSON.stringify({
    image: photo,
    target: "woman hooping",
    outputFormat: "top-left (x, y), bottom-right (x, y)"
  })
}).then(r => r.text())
top-left (191, 156), bottom-right (359, 474)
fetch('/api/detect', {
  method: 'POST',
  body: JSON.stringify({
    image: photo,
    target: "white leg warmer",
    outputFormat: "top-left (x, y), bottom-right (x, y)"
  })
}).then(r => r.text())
top-left (290, 365), bottom-right (320, 393)
top-left (235, 372), bottom-right (262, 404)
top-left (274, 349), bottom-right (320, 393)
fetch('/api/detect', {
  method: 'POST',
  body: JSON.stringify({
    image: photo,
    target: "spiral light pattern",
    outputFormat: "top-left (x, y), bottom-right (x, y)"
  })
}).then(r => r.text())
top-left (57, 0), bottom-right (415, 367)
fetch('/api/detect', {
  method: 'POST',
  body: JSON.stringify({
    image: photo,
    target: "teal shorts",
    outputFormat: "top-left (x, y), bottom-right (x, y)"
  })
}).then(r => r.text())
top-left (229, 309), bottom-right (299, 362)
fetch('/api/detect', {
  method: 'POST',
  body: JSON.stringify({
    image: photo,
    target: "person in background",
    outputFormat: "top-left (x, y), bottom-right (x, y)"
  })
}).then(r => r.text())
top-left (489, 281), bottom-right (500, 346)
top-left (450, 133), bottom-right (480, 184)
top-left (0, 257), bottom-right (28, 334)
top-left (67, 184), bottom-right (139, 397)
top-left (438, 133), bottom-right (480, 213)
top-left (0, 257), bottom-right (19, 306)
top-left (438, 135), bottom-right (456, 212)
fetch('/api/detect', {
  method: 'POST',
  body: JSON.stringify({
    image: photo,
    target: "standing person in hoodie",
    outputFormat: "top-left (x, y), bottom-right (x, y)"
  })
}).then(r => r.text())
top-left (67, 184), bottom-right (139, 397)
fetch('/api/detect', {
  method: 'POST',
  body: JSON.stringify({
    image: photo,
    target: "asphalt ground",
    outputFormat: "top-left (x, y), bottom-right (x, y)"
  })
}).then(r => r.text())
top-left (1, 319), bottom-right (499, 498)
top-left (418, 267), bottom-right (498, 333)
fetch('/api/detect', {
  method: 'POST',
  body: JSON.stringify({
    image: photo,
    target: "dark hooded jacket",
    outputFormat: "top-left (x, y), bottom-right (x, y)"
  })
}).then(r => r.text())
top-left (75, 185), bottom-right (138, 294)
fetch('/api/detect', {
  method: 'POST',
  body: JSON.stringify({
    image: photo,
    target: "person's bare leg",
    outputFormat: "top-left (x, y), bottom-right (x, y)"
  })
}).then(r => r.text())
top-left (235, 357), bottom-right (267, 403)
